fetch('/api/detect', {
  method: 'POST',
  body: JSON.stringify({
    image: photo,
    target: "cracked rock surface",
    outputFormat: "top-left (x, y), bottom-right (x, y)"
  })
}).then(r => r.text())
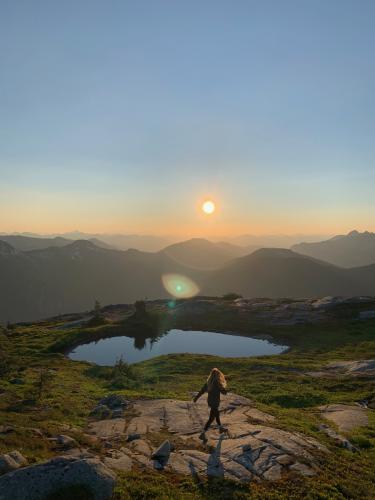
top-left (87, 393), bottom-right (328, 482)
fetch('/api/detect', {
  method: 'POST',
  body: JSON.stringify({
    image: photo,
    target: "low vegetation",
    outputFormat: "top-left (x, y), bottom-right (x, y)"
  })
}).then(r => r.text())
top-left (0, 305), bottom-right (375, 498)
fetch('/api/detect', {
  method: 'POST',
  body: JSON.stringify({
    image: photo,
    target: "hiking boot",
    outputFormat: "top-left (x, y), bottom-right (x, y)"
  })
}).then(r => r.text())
top-left (219, 426), bottom-right (228, 434)
top-left (199, 432), bottom-right (207, 442)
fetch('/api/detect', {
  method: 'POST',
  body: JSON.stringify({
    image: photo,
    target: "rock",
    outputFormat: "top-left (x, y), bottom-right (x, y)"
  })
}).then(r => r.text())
top-left (90, 404), bottom-right (111, 419)
top-left (0, 456), bottom-right (116, 500)
top-left (112, 408), bottom-right (123, 419)
top-left (88, 418), bottom-right (126, 439)
top-left (62, 448), bottom-right (96, 460)
top-left (0, 426), bottom-right (14, 435)
top-left (320, 404), bottom-right (368, 432)
top-left (312, 296), bottom-right (345, 310)
top-left (28, 428), bottom-right (43, 438)
top-left (359, 310), bottom-right (375, 320)
top-left (326, 359), bottom-right (375, 375)
top-left (126, 433), bottom-right (141, 442)
top-left (9, 378), bottom-right (24, 385)
top-left (98, 394), bottom-right (129, 410)
top-left (308, 359), bottom-right (375, 378)
top-left (0, 451), bottom-right (27, 475)
top-left (56, 435), bottom-right (77, 449)
top-left (121, 394), bottom-right (328, 482)
top-left (151, 440), bottom-right (171, 464)
top-left (319, 424), bottom-right (357, 451)
top-left (127, 440), bottom-right (151, 456)
top-left (289, 463), bottom-right (316, 476)
top-left (153, 460), bottom-right (164, 470)
top-left (104, 450), bottom-right (132, 472)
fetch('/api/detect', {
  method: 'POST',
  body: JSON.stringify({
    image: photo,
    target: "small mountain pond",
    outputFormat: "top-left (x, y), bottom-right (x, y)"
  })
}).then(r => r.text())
top-left (69, 329), bottom-right (287, 365)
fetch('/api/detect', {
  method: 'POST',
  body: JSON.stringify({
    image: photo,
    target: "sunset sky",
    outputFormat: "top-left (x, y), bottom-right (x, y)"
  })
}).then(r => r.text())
top-left (1, 1), bottom-right (375, 237)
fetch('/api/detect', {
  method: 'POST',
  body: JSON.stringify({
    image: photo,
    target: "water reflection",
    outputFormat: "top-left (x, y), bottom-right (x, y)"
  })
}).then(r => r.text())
top-left (69, 329), bottom-right (287, 366)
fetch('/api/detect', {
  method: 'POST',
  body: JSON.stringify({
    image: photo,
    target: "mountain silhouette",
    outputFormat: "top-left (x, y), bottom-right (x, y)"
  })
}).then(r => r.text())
top-left (161, 238), bottom-right (246, 270)
top-left (1, 238), bottom-right (375, 323)
top-left (203, 248), bottom-right (359, 298)
top-left (292, 230), bottom-right (375, 267)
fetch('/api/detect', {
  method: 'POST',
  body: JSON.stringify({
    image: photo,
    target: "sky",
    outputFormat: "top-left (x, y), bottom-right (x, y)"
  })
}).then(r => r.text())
top-left (1, 0), bottom-right (375, 237)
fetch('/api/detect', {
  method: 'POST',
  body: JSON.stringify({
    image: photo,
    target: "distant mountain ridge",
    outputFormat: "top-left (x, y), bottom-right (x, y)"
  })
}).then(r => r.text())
top-left (292, 230), bottom-right (375, 267)
top-left (2, 235), bottom-right (375, 323)
top-left (162, 238), bottom-right (246, 270)
top-left (0, 234), bottom-right (113, 252)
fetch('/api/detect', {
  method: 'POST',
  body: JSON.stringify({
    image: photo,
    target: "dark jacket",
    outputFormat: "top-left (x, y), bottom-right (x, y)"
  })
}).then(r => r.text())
top-left (194, 382), bottom-right (227, 408)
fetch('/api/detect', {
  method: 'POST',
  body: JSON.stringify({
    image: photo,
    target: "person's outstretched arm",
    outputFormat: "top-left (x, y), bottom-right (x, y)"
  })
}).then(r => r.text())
top-left (193, 383), bottom-right (207, 402)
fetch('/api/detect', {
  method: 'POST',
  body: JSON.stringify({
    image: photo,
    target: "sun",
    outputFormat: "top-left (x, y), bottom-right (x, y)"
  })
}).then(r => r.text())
top-left (202, 200), bottom-right (215, 215)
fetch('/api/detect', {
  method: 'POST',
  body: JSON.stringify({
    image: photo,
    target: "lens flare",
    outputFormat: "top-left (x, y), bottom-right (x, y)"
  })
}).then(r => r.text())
top-left (162, 273), bottom-right (200, 299)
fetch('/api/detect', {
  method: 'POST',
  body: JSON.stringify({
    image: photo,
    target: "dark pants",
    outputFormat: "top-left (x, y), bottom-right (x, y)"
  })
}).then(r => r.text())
top-left (204, 406), bottom-right (221, 431)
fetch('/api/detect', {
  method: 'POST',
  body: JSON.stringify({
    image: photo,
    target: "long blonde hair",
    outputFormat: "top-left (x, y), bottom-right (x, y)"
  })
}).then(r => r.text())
top-left (207, 368), bottom-right (227, 391)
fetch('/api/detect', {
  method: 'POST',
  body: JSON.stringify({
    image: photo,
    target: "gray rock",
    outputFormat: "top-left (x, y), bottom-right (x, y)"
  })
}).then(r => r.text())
top-left (90, 404), bottom-right (111, 419)
top-left (121, 394), bottom-right (328, 482)
top-left (112, 408), bottom-right (123, 419)
top-left (126, 433), bottom-right (141, 442)
top-left (359, 310), bottom-right (375, 320)
top-left (0, 456), bottom-right (116, 500)
top-left (99, 394), bottom-right (129, 410)
top-left (86, 393), bottom-right (328, 483)
top-left (104, 450), bottom-right (132, 472)
top-left (319, 404), bottom-right (368, 432)
top-left (0, 426), bottom-right (14, 435)
top-left (56, 435), bottom-right (77, 449)
top-left (153, 460), bottom-right (164, 470)
top-left (0, 451), bottom-right (27, 475)
top-left (319, 424), bottom-right (357, 451)
top-left (312, 296), bottom-right (345, 310)
top-left (289, 462), bottom-right (316, 476)
top-left (9, 378), bottom-right (25, 385)
top-left (88, 418), bottom-right (126, 439)
top-left (152, 440), bottom-right (171, 463)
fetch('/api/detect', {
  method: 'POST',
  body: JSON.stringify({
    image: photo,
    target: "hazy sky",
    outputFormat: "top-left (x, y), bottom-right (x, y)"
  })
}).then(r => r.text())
top-left (1, 0), bottom-right (374, 237)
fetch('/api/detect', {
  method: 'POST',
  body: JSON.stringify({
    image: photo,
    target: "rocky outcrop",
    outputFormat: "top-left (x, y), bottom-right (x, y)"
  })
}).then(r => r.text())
top-left (320, 404), bottom-right (368, 432)
top-left (234, 296), bottom-right (375, 325)
top-left (0, 456), bottom-right (116, 500)
top-left (306, 359), bottom-right (375, 378)
top-left (88, 393), bottom-right (328, 482)
top-left (319, 424), bottom-right (357, 451)
top-left (326, 360), bottom-right (375, 376)
top-left (0, 451), bottom-right (27, 475)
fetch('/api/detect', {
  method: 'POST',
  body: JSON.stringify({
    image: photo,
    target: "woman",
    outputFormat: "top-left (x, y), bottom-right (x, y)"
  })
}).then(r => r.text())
top-left (193, 368), bottom-right (228, 441)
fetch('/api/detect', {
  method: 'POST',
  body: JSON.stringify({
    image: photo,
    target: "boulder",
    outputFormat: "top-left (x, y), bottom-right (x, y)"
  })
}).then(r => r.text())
top-left (112, 408), bottom-right (123, 419)
top-left (88, 418), bottom-right (126, 439)
top-left (151, 440), bottom-right (171, 464)
top-left (86, 393), bottom-right (329, 483)
top-left (9, 378), bottom-right (25, 385)
top-left (0, 451), bottom-right (27, 475)
top-left (104, 450), bottom-right (132, 472)
top-left (319, 424), bottom-right (357, 451)
top-left (0, 456), bottom-right (116, 500)
top-left (90, 404), bottom-right (111, 419)
top-left (56, 435), bottom-right (77, 449)
top-left (320, 404), bottom-right (368, 432)
top-left (359, 310), bottom-right (375, 320)
top-left (98, 395), bottom-right (129, 410)
top-left (126, 433), bottom-right (141, 442)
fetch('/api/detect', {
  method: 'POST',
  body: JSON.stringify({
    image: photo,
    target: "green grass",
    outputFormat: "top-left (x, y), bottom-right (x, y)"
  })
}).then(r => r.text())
top-left (0, 309), bottom-right (375, 498)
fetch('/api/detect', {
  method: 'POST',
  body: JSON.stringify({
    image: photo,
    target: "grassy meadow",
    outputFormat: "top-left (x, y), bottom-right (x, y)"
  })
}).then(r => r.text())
top-left (0, 306), bottom-right (375, 499)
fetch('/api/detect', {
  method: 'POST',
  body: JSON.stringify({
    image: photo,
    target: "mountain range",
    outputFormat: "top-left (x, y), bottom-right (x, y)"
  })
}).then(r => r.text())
top-left (292, 230), bottom-right (375, 268)
top-left (2, 231), bottom-right (329, 252)
top-left (1, 232), bottom-right (375, 323)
